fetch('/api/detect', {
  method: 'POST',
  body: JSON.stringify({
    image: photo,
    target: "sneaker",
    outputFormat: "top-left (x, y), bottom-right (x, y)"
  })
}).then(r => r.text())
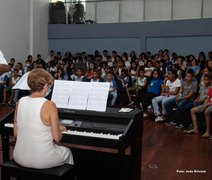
top-left (143, 113), bottom-right (148, 118)
top-left (155, 115), bottom-right (163, 122)
top-left (161, 114), bottom-right (167, 121)
top-left (8, 101), bottom-right (16, 106)
top-left (128, 101), bottom-right (134, 106)
top-left (165, 122), bottom-right (172, 126)
top-left (175, 124), bottom-right (184, 129)
top-left (170, 121), bottom-right (177, 125)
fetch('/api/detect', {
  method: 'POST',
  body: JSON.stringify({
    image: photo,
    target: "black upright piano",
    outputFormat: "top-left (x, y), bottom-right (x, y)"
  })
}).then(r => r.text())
top-left (0, 108), bottom-right (143, 180)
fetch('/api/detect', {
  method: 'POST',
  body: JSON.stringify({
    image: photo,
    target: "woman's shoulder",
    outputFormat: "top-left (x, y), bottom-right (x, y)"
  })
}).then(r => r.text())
top-left (43, 99), bottom-right (56, 107)
top-left (42, 100), bottom-right (57, 112)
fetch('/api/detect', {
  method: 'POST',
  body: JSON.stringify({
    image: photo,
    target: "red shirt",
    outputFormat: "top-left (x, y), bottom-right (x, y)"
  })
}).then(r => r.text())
top-left (208, 88), bottom-right (212, 103)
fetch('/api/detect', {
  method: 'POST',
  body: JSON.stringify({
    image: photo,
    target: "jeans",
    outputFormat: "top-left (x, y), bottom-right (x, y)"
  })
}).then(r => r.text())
top-left (13, 90), bottom-right (20, 102)
top-left (177, 99), bottom-right (192, 112)
top-left (152, 95), bottom-right (176, 116)
top-left (109, 91), bottom-right (117, 106)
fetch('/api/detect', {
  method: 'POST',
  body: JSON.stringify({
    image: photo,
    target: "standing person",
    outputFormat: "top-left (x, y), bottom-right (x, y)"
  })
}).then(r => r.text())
top-left (13, 69), bottom-right (74, 169)
top-left (0, 50), bottom-right (9, 73)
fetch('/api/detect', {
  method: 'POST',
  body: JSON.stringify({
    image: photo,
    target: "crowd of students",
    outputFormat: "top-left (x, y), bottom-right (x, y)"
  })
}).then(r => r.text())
top-left (0, 49), bottom-right (212, 138)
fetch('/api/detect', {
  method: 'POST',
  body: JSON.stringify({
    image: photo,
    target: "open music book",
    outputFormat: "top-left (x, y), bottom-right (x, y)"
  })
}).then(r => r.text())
top-left (51, 80), bottom-right (110, 112)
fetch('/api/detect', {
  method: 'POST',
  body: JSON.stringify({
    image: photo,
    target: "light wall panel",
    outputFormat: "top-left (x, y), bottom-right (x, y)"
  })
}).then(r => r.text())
top-left (203, 0), bottom-right (212, 18)
top-left (96, 1), bottom-right (119, 23)
top-left (120, 0), bottom-right (144, 23)
top-left (145, 0), bottom-right (172, 21)
top-left (173, 0), bottom-right (202, 20)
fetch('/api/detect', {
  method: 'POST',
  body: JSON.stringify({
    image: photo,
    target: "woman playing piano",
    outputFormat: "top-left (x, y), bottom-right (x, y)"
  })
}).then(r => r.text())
top-left (13, 68), bottom-right (74, 168)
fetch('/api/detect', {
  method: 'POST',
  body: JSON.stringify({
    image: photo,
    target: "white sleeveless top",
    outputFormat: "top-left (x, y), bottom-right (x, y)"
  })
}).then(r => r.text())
top-left (13, 96), bottom-right (73, 169)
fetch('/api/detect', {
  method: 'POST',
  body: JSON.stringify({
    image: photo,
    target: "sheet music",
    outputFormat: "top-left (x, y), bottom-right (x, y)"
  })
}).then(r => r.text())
top-left (67, 81), bottom-right (90, 110)
top-left (51, 80), bottom-right (72, 108)
top-left (51, 81), bottom-right (110, 112)
top-left (86, 82), bottom-right (110, 112)
top-left (12, 72), bottom-right (30, 90)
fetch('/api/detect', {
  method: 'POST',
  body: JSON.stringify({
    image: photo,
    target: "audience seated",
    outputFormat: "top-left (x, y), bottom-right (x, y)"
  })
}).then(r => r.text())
top-left (1, 48), bottom-right (212, 139)
top-left (186, 73), bottom-right (212, 136)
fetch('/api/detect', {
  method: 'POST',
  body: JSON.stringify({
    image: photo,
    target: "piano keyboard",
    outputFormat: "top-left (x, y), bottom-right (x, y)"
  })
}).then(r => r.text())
top-left (62, 130), bottom-right (122, 140)
top-left (4, 123), bottom-right (122, 140)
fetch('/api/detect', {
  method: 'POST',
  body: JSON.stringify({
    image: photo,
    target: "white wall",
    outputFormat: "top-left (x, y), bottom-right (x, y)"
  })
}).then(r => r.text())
top-left (31, 0), bottom-right (49, 60)
top-left (0, 0), bottom-right (48, 64)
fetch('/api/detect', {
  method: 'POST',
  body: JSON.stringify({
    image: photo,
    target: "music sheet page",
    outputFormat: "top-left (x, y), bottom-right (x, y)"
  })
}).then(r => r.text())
top-left (86, 82), bottom-right (110, 112)
top-left (67, 81), bottom-right (90, 110)
top-left (51, 80), bottom-right (72, 108)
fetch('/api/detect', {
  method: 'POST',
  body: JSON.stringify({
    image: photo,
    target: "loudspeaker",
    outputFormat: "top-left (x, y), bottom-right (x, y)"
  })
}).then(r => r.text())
top-left (49, 2), bottom-right (66, 24)
top-left (73, 3), bottom-right (85, 24)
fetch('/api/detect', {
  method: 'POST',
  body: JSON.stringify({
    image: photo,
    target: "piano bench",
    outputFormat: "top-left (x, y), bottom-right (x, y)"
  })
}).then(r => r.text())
top-left (1, 159), bottom-right (75, 180)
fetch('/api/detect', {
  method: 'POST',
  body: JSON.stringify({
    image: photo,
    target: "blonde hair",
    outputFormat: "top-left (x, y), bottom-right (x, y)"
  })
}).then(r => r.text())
top-left (27, 68), bottom-right (53, 92)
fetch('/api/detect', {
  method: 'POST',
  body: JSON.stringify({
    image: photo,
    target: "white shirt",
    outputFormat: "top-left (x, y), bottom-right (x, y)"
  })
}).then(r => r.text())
top-left (0, 50), bottom-right (8, 65)
top-left (166, 79), bottom-right (181, 93)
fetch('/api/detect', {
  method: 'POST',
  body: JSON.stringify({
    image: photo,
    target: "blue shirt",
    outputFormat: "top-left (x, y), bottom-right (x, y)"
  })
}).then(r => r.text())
top-left (188, 66), bottom-right (200, 74)
top-left (148, 78), bottom-right (163, 95)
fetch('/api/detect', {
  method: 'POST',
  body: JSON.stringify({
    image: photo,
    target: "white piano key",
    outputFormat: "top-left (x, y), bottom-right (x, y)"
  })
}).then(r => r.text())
top-left (4, 123), bottom-right (122, 140)
top-left (62, 130), bottom-right (121, 140)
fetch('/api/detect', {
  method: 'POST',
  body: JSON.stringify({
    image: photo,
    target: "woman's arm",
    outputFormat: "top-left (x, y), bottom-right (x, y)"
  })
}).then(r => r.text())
top-left (169, 87), bottom-right (180, 96)
top-left (41, 101), bottom-right (64, 143)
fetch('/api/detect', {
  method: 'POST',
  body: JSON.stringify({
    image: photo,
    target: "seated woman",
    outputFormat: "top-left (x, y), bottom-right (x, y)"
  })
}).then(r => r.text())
top-left (85, 62), bottom-right (96, 80)
top-left (134, 69), bottom-right (164, 117)
top-left (13, 69), bottom-right (74, 169)
top-left (188, 58), bottom-right (201, 81)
